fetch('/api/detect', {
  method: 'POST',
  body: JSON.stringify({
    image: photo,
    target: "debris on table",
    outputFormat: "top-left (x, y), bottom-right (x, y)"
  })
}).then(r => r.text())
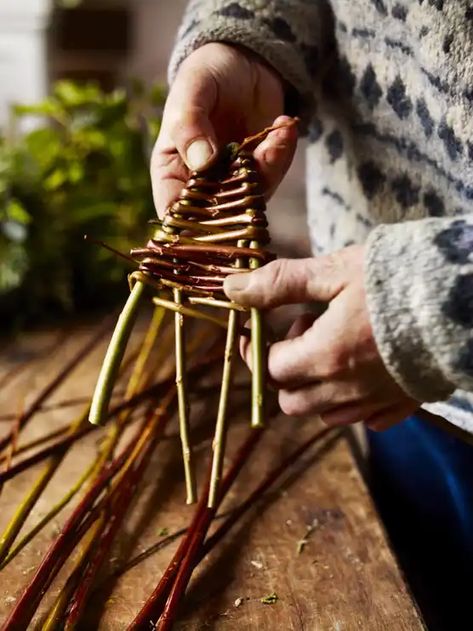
top-left (260, 592), bottom-right (278, 605)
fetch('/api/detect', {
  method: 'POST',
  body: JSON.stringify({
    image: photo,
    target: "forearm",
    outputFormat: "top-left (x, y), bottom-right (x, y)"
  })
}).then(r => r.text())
top-left (365, 215), bottom-right (473, 402)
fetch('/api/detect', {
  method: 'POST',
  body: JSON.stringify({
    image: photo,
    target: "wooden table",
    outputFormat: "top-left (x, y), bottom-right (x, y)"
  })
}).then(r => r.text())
top-left (0, 324), bottom-right (425, 630)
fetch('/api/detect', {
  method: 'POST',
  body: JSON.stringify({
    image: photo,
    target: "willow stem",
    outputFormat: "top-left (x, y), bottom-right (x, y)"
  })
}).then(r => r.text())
top-left (152, 296), bottom-right (229, 330)
top-left (1, 313), bottom-right (166, 569)
top-left (3, 318), bottom-right (170, 626)
top-left (0, 457), bottom-right (96, 571)
top-left (0, 320), bottom-right (112, 454)
top-left (237, 117), bottom-right (299, 154)
top-left (62, 388), bottom-right (176, 629)
top-left (174, 288), bottom-right (196, 504)
top-left (111, 427), bottom-right (339, 586)
top-left (41, 520), bottom-right (103, 631)
top-left (89, 282), bottom-right (144, 426)
top-left (249, 240), bottom-right (266, 428)
top-left (0, 343), bottom-right (222, 487)
top-left (65, 413), bottom-right (168, 630)
top-left (188, 296), bottom-right (248, 311)
top-left (208, 308), bottom-right (238, 508)
top-left (1, 405), bottom-right (163, 630)
top-left (156, 428), bottom-right (264, 631)
top-left (0, 408), bottom-right (89, 565)
top-left (201, 427), bottom-right (339, 559)
top-left (131, 307), bottom-right (166, 390)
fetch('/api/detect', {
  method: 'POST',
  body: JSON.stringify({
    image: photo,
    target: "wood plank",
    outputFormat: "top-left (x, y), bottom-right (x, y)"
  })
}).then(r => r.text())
top-left (0, 326), bottom-right (424, 629)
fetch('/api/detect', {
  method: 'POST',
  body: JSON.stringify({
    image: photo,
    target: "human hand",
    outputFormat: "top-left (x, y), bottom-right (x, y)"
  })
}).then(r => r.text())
top-left (151, 42), bottom-right (298, 216)
top-left (224, 246), bottom-right (419, 431)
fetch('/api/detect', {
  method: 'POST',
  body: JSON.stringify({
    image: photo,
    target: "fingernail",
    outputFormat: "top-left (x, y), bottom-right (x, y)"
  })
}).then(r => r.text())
top-left (186, 139), bottom-right (213, 170)
top-left (224, 273), bottom-right (250, 296)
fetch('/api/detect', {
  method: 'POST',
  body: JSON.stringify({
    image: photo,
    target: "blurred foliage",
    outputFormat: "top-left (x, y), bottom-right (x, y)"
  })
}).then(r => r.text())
top-left (0, 80), bottom-right (165, 328)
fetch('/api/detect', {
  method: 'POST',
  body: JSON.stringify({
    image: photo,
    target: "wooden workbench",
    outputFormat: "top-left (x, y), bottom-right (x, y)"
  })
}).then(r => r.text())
top-left (0, 324), bottom-right (425, 630)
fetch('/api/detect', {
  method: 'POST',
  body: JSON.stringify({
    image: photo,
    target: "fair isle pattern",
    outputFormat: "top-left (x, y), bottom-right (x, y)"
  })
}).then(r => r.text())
top-left (169, 0), bottom-right (473, 431)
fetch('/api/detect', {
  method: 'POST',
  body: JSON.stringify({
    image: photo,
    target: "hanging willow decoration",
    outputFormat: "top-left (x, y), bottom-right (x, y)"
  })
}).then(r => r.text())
top-left (89, 120), bottom-right (297, 508)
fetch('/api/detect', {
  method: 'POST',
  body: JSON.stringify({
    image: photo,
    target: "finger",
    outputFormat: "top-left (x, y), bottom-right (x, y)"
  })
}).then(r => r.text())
top-left (223, 255), bottom-right (347, 309)
top-left (266, 326), bottom-right (330, 386)
top-left (162, 59), bottom-right (219, 170)
top-left (253, 115), bottom-right (298, 200)
top-left (278, 381), bottom-right (368, 417)
top-left (150, 148), bottom-right (189, 218)
top-left (266, 325), bottom-right (321, 384)
top-left (267, 306), bottom-right (348, 384)
top-left (239, 320), bottom-right (277, 386)
top-left (319, 401), bottom-right (383, 427)
top-left (150, 63), bottom-right (219, 216)
top-left (365, 402), bottom-right (415, 432)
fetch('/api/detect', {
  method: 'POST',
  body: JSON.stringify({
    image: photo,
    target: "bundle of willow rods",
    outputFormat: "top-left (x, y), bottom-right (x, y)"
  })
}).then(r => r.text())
top-left (0, 310), bottom-right (343, 629)
top-left (0, 313), bottom-right (225, 628)
top-left (89, 120), bottom-right (298, 507)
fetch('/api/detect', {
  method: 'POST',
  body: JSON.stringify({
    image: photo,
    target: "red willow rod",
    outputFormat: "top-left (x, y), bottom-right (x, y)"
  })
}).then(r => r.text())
top-left (158, 428), bottom-right (337, 629)
top-left (64, 398), bottom-right (175, 628)
top-left (0, 347), bottom-right (224, 486)
top-left (128, 426), bottom-right (264, 630)
top-left (134, 426), bottom-right (338, 630)
top-left (127, 464), bottom-right (215, 630)
top-left (0, 414), bottom-right (152, 631)
top-left (0, 317), bottom-right (115, 454)
top-left (0, 425), bottom-right (93, 485)
top-left (0, 394), bottom-right (120, 422)
top-left (201, 426), bottom-right (339, 558)
top-left (0, 384), bottom-right (163, 486)
top-left (110, 426), bottom-right (339, 587)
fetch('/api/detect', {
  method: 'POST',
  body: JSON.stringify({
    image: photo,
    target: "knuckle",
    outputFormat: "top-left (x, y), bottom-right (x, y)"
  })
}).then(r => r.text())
top-left (308, 253), bottom-right (344, 294)
top-left (267, 258), bottom-right (288, 289)
top-left (315, 253), bottom-right (341, 277)
top-left (250, 260), bottom-right (286, 306)
top-left (267, 343), bottom-right (290, 383)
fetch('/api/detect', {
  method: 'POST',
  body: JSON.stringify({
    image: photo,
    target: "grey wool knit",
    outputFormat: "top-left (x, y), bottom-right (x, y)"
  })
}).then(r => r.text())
top-left (169, 0), bottom-right (473, 432)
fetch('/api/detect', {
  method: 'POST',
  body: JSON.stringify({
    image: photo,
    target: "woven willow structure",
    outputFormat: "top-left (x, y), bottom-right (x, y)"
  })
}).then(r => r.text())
top-left (89, 122), bottom-right (295, 507)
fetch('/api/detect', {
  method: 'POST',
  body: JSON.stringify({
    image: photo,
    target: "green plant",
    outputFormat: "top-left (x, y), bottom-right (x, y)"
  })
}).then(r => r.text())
top-left (0, 80), bottom-right (165, 327)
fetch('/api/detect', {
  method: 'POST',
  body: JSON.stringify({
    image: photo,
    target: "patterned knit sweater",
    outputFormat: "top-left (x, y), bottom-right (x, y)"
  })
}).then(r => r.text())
top-left (169, 0), bottom-right (473, 432)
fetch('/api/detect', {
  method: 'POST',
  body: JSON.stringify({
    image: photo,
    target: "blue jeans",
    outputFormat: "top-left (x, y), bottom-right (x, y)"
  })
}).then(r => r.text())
top-left (369, 416), bottom-right (473, 630)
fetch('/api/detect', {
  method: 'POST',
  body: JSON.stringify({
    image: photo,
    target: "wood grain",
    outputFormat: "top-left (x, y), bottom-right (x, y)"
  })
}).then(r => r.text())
top-left (0, 325), bottom-right (425, 630)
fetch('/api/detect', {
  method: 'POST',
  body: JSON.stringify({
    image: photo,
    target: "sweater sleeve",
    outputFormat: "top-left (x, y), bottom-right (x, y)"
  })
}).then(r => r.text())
top-left (168, 0), bottom-right (325, 128)
top-left (365, 215), bottom-right (473, 403)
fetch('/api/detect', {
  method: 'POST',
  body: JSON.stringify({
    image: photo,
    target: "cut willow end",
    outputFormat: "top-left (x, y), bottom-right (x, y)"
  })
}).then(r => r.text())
top-left (89, 281), bottom-right (144, 426)
top-left (249, 241), bottom-right (266, 428)
top-left (208, 308), bottom-right (239, 508)
top-left (174, 288), bottom-right (197, 505)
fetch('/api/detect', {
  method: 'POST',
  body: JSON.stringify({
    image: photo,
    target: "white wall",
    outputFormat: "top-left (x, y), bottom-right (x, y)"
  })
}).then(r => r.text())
top-left (0, 0), bottom-right (52, 128)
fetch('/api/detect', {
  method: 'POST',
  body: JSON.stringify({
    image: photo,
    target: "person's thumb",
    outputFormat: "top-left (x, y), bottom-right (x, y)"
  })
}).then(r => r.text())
top-left (223, 256), bottom-right (347, 309)
top-left (163, 60), bottom-right (219, 171)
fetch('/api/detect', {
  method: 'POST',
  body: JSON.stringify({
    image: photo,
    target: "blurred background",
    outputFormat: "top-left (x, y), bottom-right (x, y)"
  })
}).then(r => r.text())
top-left (0, 0), bottom-right (308, 332)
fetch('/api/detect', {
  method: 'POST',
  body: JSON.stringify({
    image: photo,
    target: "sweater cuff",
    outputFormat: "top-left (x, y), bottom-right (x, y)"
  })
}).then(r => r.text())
top-left (168, 17), bottom-right (316, 131)
top-left (364, 222), bottom-right (456, 403)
